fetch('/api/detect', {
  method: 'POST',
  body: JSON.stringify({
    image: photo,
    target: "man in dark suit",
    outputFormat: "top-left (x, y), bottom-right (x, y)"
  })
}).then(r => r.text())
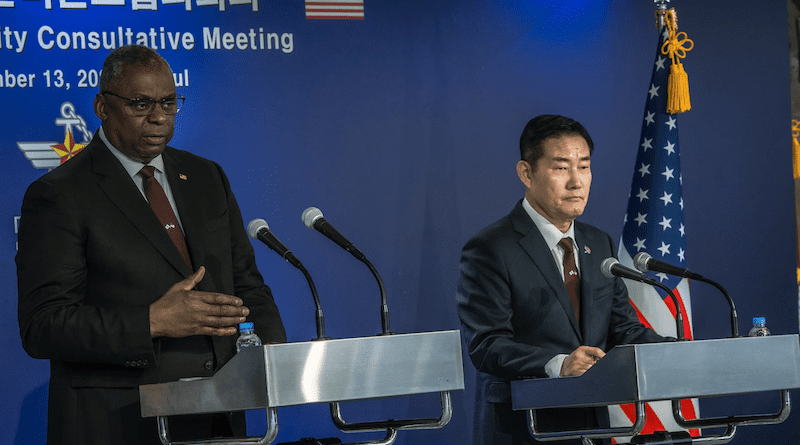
top-left (16, 45), bottom-right (286, 445)
top-left (457, 115), bottom-right (667, 445)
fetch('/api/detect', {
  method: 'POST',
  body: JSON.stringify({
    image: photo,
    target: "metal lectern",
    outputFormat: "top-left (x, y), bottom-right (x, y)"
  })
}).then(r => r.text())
top-left (139, 330), bottom-right (464, 445)
top-left (510, 334), bottom-right (800, 445)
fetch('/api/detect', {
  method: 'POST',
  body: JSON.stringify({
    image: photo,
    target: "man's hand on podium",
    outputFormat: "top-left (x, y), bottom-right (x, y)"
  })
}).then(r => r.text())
top-left (560, 346), bottom-right (605, 377)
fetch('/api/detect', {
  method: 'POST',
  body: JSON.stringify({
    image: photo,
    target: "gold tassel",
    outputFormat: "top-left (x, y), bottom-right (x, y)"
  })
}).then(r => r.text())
top-left (792, 120), bottom-right (800, 179)
top-left (794, 120), bottom-right (800, 284)
top-left (661, 9), bottom-right (693, 114)
top-left (668, 63), bottom-right (690, 114)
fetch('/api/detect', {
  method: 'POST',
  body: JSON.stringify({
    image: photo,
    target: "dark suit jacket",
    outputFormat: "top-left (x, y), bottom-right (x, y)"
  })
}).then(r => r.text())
top-left (16, 135), bottom-right (286, 445)
top-left (456, 200), bottom-right (665, 445)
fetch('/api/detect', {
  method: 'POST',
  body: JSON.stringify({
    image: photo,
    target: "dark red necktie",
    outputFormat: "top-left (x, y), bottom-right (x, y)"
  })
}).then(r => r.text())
top-left (559, 237), bottom-right (581, 322)
top-left (140, 166), bottom-right (192, 268)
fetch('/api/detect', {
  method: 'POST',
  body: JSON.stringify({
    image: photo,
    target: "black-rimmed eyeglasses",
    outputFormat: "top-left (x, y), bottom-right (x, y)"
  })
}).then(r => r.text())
top-left (102, 91), bottom-right (185, 116)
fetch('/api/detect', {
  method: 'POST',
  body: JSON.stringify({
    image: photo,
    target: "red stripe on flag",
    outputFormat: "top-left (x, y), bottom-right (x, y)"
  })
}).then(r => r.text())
top-left (306, 10), bottom-right (363, 14)
top-left (616, 403), bottom-right (666, 434)
top-left (305, 0), bottom-right (364, 19)
top-left (679, 399), bottom-right (701, 436)
top-left (619, 399), bottom-right (701, 438)
top-left (641, 404), bottom-right (667, 435)
top-left (617, 402), bottom-right (637, 424)
top-left (306, 16), bottom-right (363, 19)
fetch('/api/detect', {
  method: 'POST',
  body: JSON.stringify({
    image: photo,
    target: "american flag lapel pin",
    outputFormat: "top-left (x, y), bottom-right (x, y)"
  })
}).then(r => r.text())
top-left (584, 246), bottom-right (591, 255)
top-left (179, 174), bottom-right (188, 181)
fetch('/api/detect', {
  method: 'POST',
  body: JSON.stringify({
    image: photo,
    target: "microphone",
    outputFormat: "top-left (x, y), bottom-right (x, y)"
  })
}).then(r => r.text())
top-left (301, 207), bottom-right (365, 261)
top-left (634, 252), bottom-right (740, 338)
top-left (248, 219), bottom-right (301, 268)
top-left (601, 257), bottom-right (685, 341)
top-left (600, 257), bottom-right (659, 286)
top-left (301, 207), bottom-right (393, 335)
top-left (247, 218), bottom-right (329, 340)
top-left (633, 252), bottom-right (704, 280)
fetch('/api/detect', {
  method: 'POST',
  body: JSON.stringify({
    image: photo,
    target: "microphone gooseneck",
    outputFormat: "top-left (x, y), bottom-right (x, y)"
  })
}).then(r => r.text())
top-left (247, 218), bottom-right (328, 340)
top-left (601, 257), bottom-right (685, 341)
top-left (633, 252), bottom-right (739, 338)
top-left (302, 207), bottom-right (393, 335)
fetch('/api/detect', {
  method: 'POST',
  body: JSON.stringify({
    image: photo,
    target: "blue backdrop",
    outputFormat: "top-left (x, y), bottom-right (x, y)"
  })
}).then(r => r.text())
top-left (2, 1), bottom-right (798, 444)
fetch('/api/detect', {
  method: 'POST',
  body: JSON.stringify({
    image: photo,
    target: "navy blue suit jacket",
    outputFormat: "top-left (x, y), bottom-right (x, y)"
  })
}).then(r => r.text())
top-left (457, 200), bottom-right (665, 444)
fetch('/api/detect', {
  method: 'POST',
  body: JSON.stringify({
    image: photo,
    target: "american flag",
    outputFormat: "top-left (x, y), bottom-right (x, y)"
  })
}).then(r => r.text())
top-left (608, 25), bottom-right (699, 440)
top-left (305, 0), bottom-right (364, 20)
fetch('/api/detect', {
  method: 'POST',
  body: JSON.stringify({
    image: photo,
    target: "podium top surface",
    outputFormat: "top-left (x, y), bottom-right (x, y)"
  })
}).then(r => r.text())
top-left (140, 330), bottom-right (464, 417)
top-left (511, 334), bottom-right (800, 410)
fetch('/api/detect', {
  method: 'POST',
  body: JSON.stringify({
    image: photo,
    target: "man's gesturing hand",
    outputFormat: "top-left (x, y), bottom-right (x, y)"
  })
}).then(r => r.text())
top-left (149, 266), bottom-right (250, 338)
top-left (560, 346), bottom-right (605, 377)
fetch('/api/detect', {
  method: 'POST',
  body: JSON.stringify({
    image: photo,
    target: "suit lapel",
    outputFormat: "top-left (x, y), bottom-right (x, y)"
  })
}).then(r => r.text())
top-left (510, 201), bottom-right (582, 341)
top-left (162, 150), bottom-right (209, 289)
top-left (574, 225), bottom-right (600, 342)
top-left (90, 139), bottom-right (193, 278)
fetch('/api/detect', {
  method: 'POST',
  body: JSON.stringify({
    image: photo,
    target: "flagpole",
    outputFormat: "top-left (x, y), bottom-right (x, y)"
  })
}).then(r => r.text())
top-left (610, 0), bottom-right (701, 437)
top-left (655, 0), bottom-right (670, 29)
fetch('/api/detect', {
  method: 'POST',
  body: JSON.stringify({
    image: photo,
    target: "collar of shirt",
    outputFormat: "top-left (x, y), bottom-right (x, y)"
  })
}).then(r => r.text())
top-left (522, 197), bottom-right (579, 276)
top-left (99, 126), bottom-right (166, 179)
top-left (97, 126), bottom-right (184, 231)
top-left (522, 198), bottom-right (576, 249)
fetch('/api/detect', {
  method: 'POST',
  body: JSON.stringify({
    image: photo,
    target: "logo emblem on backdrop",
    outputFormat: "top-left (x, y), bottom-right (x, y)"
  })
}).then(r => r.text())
top-left (18, 102), bottom-right (92, 170)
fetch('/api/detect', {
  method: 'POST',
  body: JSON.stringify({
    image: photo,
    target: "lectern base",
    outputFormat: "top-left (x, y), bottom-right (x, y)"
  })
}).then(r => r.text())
top-left (631, 431), bottom-right (691, 444)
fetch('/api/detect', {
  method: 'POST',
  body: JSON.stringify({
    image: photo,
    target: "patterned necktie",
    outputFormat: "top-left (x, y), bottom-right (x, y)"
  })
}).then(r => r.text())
top-left (559, 237), bottom-right (581, 322)
top-left (140, 166), bottom-right (192, 268)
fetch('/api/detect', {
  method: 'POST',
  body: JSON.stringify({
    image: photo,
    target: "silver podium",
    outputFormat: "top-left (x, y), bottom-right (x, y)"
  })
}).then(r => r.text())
top-left (510, 334), bottom-right (800, 444)
top-left (140, 330), bottom-right (464, 445)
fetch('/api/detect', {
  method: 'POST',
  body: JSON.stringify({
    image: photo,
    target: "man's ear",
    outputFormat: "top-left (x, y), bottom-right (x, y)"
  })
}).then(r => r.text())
top-left (516, 160), bottom-right (532, 188)
top-left (94, 93), bottom-right (107, 120)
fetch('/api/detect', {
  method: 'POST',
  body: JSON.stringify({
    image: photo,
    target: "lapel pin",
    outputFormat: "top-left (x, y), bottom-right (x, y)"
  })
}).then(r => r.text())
top-left (179, 174), bottom-right (188, 180)
top-left (584, 246), bottom-right (591, 254)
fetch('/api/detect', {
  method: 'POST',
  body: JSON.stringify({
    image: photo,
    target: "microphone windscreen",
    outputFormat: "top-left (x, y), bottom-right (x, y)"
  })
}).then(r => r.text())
top-left (633, 252), bottom-right (653, 272)
top-left (301, 207), bottom-right (323, 228)
top-left (600, 257), bottom-right (618, 278)
top-left (247, 218), bottom-right (268, 240)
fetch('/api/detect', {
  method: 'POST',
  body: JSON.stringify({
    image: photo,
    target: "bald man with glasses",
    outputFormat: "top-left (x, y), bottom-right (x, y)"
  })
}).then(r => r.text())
top-left (16, 45), bottom-right (286, 445)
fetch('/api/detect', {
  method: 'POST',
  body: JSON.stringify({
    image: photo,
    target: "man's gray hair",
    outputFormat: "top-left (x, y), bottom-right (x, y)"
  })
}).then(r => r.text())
top-left (98, 45), bottom-right (171, 93)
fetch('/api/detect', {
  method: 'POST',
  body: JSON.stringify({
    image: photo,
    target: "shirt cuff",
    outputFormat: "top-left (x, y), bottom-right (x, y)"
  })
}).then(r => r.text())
top-left (545, 354), bottom-right (569, 377)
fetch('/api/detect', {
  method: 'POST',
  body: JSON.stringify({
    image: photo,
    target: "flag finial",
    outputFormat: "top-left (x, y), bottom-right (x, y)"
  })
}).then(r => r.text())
top-left (654, 0), bottom-right (670, 28)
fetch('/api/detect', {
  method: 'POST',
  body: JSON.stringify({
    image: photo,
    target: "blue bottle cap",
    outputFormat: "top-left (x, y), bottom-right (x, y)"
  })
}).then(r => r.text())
top-left (753, 317), bottom-right (766, 325)
top-left (239, 321), bottom-right (254, 331)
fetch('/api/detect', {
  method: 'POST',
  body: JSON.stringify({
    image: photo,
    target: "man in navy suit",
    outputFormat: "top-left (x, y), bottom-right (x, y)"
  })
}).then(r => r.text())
top-left (457, 115), bottom-right (666, 445)
top-left (17, 45), bottom-right (286, 444)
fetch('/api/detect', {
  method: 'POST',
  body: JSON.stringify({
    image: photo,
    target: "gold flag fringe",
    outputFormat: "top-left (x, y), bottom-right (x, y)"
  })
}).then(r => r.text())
top-left (661, 9), bottom-right (693, 114)
top-left (793, 120), bottom-right (800, 283)
top-left (792, 120), bottom-right (800, 179)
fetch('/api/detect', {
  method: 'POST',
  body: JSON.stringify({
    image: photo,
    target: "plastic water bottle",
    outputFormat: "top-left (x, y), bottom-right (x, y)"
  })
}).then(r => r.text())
top-left (748, 317), bottom-right (770, 337)
top-left (236, 322), bottom-right (262, 352)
